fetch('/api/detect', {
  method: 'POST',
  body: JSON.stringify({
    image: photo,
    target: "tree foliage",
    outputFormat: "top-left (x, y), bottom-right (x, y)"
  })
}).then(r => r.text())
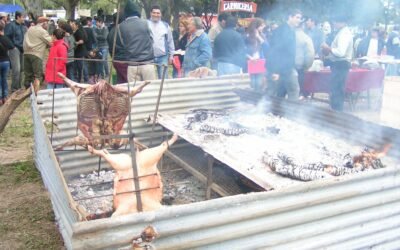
top-left (252, 0), bottom-right (385, 28)
top-left (79, 0), bottom-right (116, 17)
top-left (3, 0), bottom-right (397, 30)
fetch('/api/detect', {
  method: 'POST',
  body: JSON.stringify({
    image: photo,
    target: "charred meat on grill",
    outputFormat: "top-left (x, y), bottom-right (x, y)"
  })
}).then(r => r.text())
top-left (264, 144), bottom-right (391, 181)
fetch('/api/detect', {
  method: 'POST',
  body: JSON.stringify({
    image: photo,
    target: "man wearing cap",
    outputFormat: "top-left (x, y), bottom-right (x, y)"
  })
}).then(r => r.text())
top-left (23, 16), bottom-right (52, 90)
top-left (5, 11), bottom-right (26, 92)
top-left (0, 12), bottom-right (8, 26)
top-left (321, 14), bottom-right (353, 111)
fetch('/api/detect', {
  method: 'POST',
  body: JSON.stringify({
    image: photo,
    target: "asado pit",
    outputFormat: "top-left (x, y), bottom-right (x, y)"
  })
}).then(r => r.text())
top-left (67, 157), bottom-right (214, 219)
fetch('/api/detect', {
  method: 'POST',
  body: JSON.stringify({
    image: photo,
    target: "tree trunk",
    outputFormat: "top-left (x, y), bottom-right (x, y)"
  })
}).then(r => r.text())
top-left (64, 0), bottom-right (79, 20)
top-left (0, 89), bottom-right (31, 134)
top-left (163, 0), bottom-right (173, 24)
top-left (20, 0), bottom-right (43, 17)
top-left (172, 6), bottom-right (180, 31)
top-left (140, 0), bottom-right (153, 19)
top-left (52, 0), bottom-right (79, 20)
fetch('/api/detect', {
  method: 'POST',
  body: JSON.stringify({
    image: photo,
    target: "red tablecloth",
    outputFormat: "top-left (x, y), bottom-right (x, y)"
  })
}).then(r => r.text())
top-left (304, 68), bottom-right (385, 93)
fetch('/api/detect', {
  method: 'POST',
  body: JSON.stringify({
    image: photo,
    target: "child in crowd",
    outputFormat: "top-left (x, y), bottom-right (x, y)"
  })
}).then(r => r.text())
top-left (45, 29), bottom-right (68, 89)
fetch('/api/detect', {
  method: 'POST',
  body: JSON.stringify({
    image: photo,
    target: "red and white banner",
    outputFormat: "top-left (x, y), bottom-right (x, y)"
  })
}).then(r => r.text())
top-left (220, 1), bottom-right (258, 13)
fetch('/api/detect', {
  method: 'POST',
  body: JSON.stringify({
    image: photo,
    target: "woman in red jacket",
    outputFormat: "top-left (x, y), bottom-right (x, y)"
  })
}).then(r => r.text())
top-left (45, 28), bottom-right (68, 89)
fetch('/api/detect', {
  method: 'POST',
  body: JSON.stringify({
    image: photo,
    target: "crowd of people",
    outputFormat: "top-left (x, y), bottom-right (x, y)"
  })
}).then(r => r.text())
top-left (0, 1), bottom-right (396, 111)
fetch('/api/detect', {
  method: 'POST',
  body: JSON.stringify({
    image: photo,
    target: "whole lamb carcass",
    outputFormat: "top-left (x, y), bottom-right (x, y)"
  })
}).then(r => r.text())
top-left (88, 134), bottom-right (178, 216)
top-left (54, 73), bottom-right (150, 150)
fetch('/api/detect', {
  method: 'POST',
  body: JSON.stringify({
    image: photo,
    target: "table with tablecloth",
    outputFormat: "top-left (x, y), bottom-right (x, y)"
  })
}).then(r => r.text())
top-left (304, 68), bottom-right (385, 109)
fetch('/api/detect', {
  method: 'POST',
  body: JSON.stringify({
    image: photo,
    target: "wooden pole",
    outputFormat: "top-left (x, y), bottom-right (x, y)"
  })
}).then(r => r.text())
top-left (0, 88), bottom-right (31, 134)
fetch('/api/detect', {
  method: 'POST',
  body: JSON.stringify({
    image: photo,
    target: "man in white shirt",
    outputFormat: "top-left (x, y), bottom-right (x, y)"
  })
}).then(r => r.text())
top-left (321, 14), bottom-right (353, 111)
top-left (356, 28), bottom-right (384, 58)
top-left (147, 5), bottom-right (175, 79)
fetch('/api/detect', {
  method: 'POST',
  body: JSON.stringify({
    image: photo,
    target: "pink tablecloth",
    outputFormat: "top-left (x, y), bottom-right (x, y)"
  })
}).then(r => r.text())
top-left (304, 68), bottom-right (385, 93)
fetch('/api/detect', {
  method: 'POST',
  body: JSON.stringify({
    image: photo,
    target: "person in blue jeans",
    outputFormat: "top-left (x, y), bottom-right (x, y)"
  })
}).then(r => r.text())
top-left (71, 20), bottom-right (88, 82)
top-left (147, 5), bottom-right (175, 79)
top-left (214, 15), bottom-right (246, 76)
top-left (183, 17), bottom-right (212, 75)
top-left (94, 17), bottom-right (109, 79)
top-left (0, 23), bottom-right (14, 104)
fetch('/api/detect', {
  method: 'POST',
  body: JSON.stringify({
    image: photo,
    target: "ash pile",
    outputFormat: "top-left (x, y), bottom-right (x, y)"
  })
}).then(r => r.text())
top-left (67, 159), bottom-right (209, 217)
top-left (179, 105), bottom-right (391, 182)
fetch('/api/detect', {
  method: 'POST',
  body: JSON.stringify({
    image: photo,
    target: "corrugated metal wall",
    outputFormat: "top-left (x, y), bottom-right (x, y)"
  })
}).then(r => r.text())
top-left (31, 93), bottom-right (78, 250)
top-left (33, 75), bottom-right (400, 249)
top-left (36, 75), bottom-right (250, 176)
top-left (70, 167), bottom-right (400, 249)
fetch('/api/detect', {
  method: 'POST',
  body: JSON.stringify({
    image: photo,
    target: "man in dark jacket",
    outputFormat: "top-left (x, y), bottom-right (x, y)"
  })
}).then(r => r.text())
top-left (95, 17), bottom-right (109, 78)
top-left (356, 28), bottom-right (384, 58)
top-left (5, 11), bottom-right (27, 91)
top-left (386, 26), bottom-right (400, 59)
top-left (305, 17), bottom-right (325, 58)
top-left (71, 19), bottom-right (88, 82)
top-left (109, 0), bottom-right (155, 82)
top-left (266, 9), bottom-right (302, 100)
top-left (107, 12), bottom-right (127, 83)
top-left (214, 15), bottom-right (246, 76)
top-left (82, 17), bottom-right (97, 83)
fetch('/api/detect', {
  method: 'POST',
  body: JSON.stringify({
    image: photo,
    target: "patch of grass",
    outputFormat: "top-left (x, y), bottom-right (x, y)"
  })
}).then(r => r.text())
top-left (0, 162), bottom-right (64, 249)
top-left (44, 120), bottom-right (59, 133)
top-left (6, 115), bottom-right (33, 138)
top-left (12, 161), bottom-right (40, 184)
top-left (22, 231), bottom-right (62, 250)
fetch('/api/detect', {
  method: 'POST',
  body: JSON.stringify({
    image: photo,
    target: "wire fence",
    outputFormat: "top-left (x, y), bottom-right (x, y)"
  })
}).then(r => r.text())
top-left (48, 56), bottom-right (167, 86)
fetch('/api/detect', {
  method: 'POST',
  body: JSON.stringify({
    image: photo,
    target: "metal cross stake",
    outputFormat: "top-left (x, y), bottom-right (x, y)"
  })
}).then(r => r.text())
top-left (206, 154), bottom-right (215, 200)
top-left (150, 64), bottom-right (168, 146)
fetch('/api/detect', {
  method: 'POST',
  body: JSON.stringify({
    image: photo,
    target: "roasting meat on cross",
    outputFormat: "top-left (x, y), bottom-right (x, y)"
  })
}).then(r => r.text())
top-left (55, 73), bottom-right (150, 150)
top-left (88, 134), bottom-right (178, 216)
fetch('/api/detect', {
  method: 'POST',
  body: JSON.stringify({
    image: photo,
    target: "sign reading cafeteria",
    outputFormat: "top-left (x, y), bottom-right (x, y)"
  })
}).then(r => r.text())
top-left (220, 1), bottom-right (258, 13)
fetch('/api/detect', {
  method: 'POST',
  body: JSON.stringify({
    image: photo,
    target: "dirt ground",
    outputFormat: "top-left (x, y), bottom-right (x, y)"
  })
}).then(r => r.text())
top-left (0, 100), bottom-right (64, 249)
